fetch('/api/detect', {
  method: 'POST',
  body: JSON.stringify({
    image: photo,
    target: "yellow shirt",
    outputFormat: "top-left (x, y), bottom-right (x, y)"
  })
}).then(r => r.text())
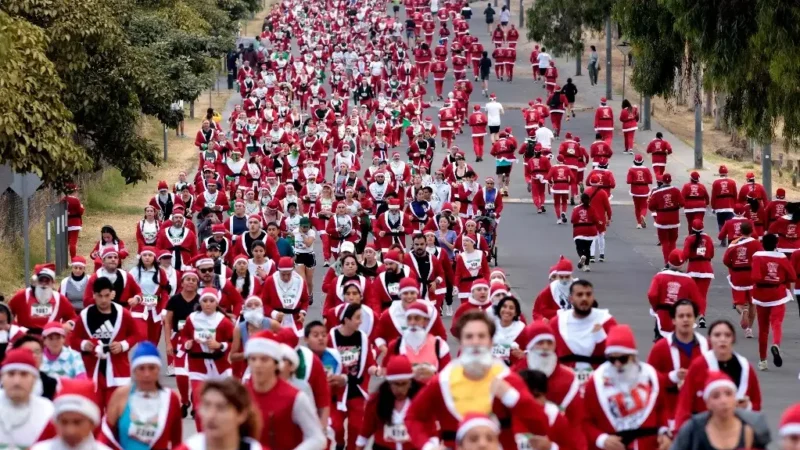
top-left (448, 363), bottom-right (506, 418)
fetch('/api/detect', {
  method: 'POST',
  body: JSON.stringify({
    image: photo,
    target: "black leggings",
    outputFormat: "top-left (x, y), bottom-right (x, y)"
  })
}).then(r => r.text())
top-left (575, 239), bottom-right (592, 264)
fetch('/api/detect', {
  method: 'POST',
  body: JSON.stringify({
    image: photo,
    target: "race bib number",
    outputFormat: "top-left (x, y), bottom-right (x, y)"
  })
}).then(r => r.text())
top-left (142, 295), bottom-right (158, 308)
top-left (31, 304), bottom-right (53, 318)
top-left (275, 168), bottom-right (283, 174)
top-left (492, 343), bottom-right (510, 359)
top-left (194, 328), bottom-right (215, 343)
top-left (696, 247), bottom-right (706, 257)
top-left (576, 367), bottom-right (593, 384)
top-left (128, 420), bottom-right (158, 444)
top-left (485, 202), bottom-right (495, 210)
top-left (384, 424), bottom-right (410, 443)
top-left (515, 434), bottom-right (534, 450)
top-left (446, 121), bottom-right (453, 127)
top-left (282, 293), bottom-right (297, 307)
top-left (387, 282), bottom-right (400, 296)
top-left (177, 320), bottom-right (186, 331)
top-left (340, 347), bottom-right (360, 367)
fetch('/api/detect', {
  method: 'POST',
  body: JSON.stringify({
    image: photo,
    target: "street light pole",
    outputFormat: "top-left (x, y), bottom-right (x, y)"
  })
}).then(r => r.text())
top-left (605, 17), bottom-right (612, 101)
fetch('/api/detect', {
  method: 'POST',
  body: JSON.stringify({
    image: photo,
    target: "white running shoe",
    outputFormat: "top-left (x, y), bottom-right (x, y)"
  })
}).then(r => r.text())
top-left (745, 328), bottom-right (754, 338)
top-left (758, 360), bottom-right (768, 371)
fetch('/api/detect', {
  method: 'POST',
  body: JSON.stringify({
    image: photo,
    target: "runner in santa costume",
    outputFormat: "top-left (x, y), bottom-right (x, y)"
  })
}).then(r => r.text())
top-left (155, 205), bottom-right (197, 272)
top-left (83, 247), bottom-right (143, 309)
top-left (531, 256), bottom-right (574, 322)
top-left (128, 246), bottom-right (171, 345)
top-left (681, 171), bottom-right (710, 233)
top-left (767, 202), bottom-right (800, 255)
top-left (374, 278), bottom-right (447, 352)
top-left (547, 155), bottom-right (572, 224)
top-left (722, 222), bottom-right (761, 337)
top-left (750, 233), bottom-right (796, 370)
top-left (645, 132), bottom-right (672, 176)
top-left (404, 233), bottom-right (447, 304)
top-left (515, 369), bottom-right (585, 450)
top-left (8, 263), bottom-right (76, 334)
top-left (181, 287), bottom-right (234, 430)
top-left (645, 299), bottom-right (708, 431)
top-left (383, 302), bottom-right (452, 384)
top-left (453, 235), bottom-right (490, 301)
top-left (513, 321), bottom-right (586, 446)
top-left (647, 249), bottom-right (704, 338)
top-left (450, 279), bottom-right (492, 336)
top-left (0, 348), bottom-right (56, 448)
top-left (682, 219), bottom-right (714, 319)
top-left (369, 250), bottom-right (412, 311)
top-left (175, 379), bottom-right (265, 450)
top-left (324, 281), bottom-right (380, 341)
top-left (71, 277), bottom-right (141, 407)
top-left (243, 330), bottom-right (326, 450)
top-left (552, 279), bottom-right (618, 385)
top-left (778, 403), bottom-right (800, 450)
top-left (374, 199), bottom-right (412, 253)
top-left (626, 154), bottom-right (653, 228)
top-left (31, 379), bottom-right (110, 450)
top-left (647, 173), bottom-right (685, 265)
top-left (63, 183), bottom-right (85, 259)
top-left (163, 268), bottom-right (200, 416)
top-left (100, 342), bottom-right (183, 450)
top-left (738, 171), bottom-right (769, 207)
top-left (193, 253), bottom-right (244, 318)
top-left (582, 324), bottom-right (671, 450)
top-left (674, 320), bottom-right (761, 430)
top-left (328, 302), bottom-right (381, 450)
top-left (261, 256), bottom-right (310, 335)
top-left (593, 97), bottom-right (614, 145)
top-left (766, 188), bottom-right (788, 228)
top-left (406, 310), bottom-right (550, 450)
top-left (356, 355), bottom-right (430, 450)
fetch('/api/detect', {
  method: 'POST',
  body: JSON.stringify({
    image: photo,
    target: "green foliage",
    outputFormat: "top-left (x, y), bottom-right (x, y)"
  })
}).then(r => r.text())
top-left (0, 0), bottom-right (250, 186)
top-left (525, 0), bottom-right (612, 58)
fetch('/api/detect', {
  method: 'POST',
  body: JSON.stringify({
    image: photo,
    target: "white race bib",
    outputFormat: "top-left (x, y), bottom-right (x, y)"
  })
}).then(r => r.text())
top-left (128, 418), bottom-right (158, 444)
top-left (177, 320), bottom-right (186, 331)
top-left (575, 367), bottom-right (593, 385)
top-left (142, 295), bottom-right (158, 308)
top-left (492, 343), bottom-right (510, 359)
top-left (696, 247), bottom-right (706, 257)
top-left (384, 424), bottom-right (410, 443)
top-left (340, 348), bottom-right (360, 367)
top-left (194, 328), bottom-right (215, 343)
top-left (31, 304), bottom-right (53, 317)
top-left (387, 282), bottom-right (400, 296)
top-left (515, 434), bottom-right (533, 450)
top-left (485, 202), bottom-right (495, 210)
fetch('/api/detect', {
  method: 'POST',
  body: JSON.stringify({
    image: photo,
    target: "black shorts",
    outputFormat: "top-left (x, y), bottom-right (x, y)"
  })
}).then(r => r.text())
top-left (480, 72), bottom-right (490, 81)
top-left (496, 165), bottom-right (512, 175)
top-left (393, 4), bottom-right (400, 11)
top-left (501, 21), bottom-right (508, 26)
top-left (539, 68), bottom-right (547, 76)
top-left (295, 252), bottom-right (316, 267)
top-left (489, 125), bottom-right (500, 134)
top-left (486, 17), bottom-right (494, 24)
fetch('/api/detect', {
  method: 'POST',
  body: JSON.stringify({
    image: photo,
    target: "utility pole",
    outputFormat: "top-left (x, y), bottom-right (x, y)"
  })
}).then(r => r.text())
top-left (575, 49), bottom-right (582, 76)
top-left (605, 17), bottom-right (612, 100)
top-left (693, 67), bottom-right (702, 169)
top-left (763, 142), bottom-right (772, 200)
top-left (518, 0), bottom-right (523, 28)
top-left (642, 96), bottom-right (651, 130)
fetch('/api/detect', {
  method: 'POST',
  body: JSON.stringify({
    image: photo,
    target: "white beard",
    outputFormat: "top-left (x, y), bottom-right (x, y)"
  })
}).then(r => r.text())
top-left (527, 350), bottom-right (557, 377)
top-left (34, 286), bottom-right (53, 304)
top-left (158, 193), bottom-right (168, 202)
top-left (460, 346), bottom-right (493, 377)
top-left (404, 326), bottom-right (427, 350)
top-left (607, 362), bottom-right (641, 390)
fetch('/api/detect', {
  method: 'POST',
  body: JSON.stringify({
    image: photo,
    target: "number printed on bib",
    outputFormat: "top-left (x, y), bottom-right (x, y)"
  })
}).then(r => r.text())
top-left (143, 295), bottom-right (159, 307)
top-left (492, 343), bottom-right (510, 358)
top-left (31, 304), bottom-right (53, 317)
top-left (384, 424), bottom-right (410, 442)
top-left (194, 328), bottom-right (215, 342)
top-left (128, 420), bottom-right (158, 443)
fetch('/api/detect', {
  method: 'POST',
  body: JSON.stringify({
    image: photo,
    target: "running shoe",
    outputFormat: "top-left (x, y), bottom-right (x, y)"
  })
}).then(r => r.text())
top-left (758, 360), bottom-right (768, 371)
top-left (771, 345), bottom-right (783, 367)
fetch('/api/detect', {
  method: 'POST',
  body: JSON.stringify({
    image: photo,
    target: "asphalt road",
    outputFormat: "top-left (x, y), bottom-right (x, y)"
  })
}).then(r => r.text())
top-left (168, 5), bottom-right (800, 438)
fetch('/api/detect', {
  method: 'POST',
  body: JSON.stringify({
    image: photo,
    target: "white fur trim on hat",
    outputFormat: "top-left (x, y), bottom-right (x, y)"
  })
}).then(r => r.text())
top-left (38, 268), bottom-right (57, 279)
top-left (471, 282), bottom-right (489, 291)
top-left (1, 363), bottom-right (38, 376)
top-left (527, 333), bottom-right (555, 350)
top-left (54, 394), bottom-right (101, 425)
top-left (244, 337), bottom-right (282, 359)
top-left (131, 355), bottom-right (162, 369)
top-left (199, 291), bottom-right (220, 302)
top-left (456, 417), bottom-right (499, 443)
top-left (195, 257), bottom-right (214, 267)
top-left (703, 379), bottom-right (737, 401)
top-left (385, 372), bottom-right (414, 382)
top-left (399, 286), bottom-right (419, 295)
top-left (181, 271), bottom-right (199, 279)
top-left (70, 261), bottom-right (86, 268)
top-left (404, 308), bottom-right (430, 319)
top-left (281, 344), bottom-right (299, 367)
top-left (604, 346), bottom-right (638, 356)
top-left (780, 424), bottom-right (800, 437)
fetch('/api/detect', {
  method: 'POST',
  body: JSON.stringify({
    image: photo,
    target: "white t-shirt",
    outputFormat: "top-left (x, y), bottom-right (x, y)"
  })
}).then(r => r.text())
top-left (536, 52), bottom-right (551, 68)
top-left (535, 126), bottom-right (554, 149)
top-left (370, 61), bottom-right (384, 76)
top-left (293, 228), bottom-right (317, 254)
top-left (485, 102), bottom-right (504, 126)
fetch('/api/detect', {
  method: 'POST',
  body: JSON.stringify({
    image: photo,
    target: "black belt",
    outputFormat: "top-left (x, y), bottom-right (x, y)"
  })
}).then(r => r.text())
top-left (277, 307), bottom-right (300, 314)
top-left (617, 427), bottom-right (660, 446)
top-left (689, 257), bottom-right (709, 262)
top-left (441, 431), bottom-right (457, 442)
top-left (68, 215), bottom-right (81, 219)
top-left (666, 386), bottom-right (679, 394)
top-left (654, 304), bottom-right (672, 311)
top-left (731, 266), bottom-right (751, 272)
top-left (381, 300), bottom-right (394, 310)
top-left (559, 354), bottom-right (606, 365)
top-left (756, 282), bottom-right (782, 288)
top-left (657, 207), bottom-right (681, 212)
top-left (188, 351), bottom-right (224, 360)
top-left (462, 275), bottom-right (479, 282)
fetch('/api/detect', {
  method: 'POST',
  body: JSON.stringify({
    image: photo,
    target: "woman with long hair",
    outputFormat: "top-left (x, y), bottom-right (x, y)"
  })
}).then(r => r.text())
top-left (322, 253), bottom-right (371, 314)
top-left (90, 225), bottom-right (129, 271)
top-left (176, 379), bottom-right (264, 450)
top-left (356, 355), bottom-right (424, 450)
top-left (619, 99), bottom-right (639, 154)
top-left (100, 342), bottom-right (183, 450)
top-left (135, 206), bottom-right (160, 254)
top-left (230, 254), bottom-right (260, 299)
top-left (248, 241), bottom-right (276, 283)
top-left (324, 281), bottom-right (378, 338)
top-left (492, 295), bottom-right (525, 366)
top-left (767, 201), bottom-right (800, 256)
top-left (682, 218), bottom-right (714, 320)
top-left (453, 234), bottom-right (490, 303)
top-left (675, 320), bottom-right (762, 430)
top-left (129, 247), bottom-right (171, 345)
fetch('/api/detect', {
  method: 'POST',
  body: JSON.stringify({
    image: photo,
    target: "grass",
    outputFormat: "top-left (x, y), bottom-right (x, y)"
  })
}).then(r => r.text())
top-left (0, 9), bottom-right (270, 296)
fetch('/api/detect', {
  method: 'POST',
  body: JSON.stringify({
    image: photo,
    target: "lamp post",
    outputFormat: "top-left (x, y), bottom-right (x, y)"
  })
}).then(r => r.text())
top-left (616, 40), bottom-right (631, 101)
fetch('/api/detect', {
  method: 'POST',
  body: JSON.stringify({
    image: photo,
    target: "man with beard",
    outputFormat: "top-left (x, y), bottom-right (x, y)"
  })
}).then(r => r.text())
top-left (9, 264), bottom-right (76, 334)
top-left (193, 178), bottom-right (229, 222)
top-left (552, 279), bottom-right (618, 387)
top-left (381, 302), bottom-right (451, 384)
top-left (374, 278), bottom-right (447, 352)
top-left (149, 181), bottom-right (175, 221)
top-left (83, 247), bottom-right (143, 309)
top-left (374, 198), bottom-right (412, 252)
top-left (406, 311), bottom-right (549, 450)
top-left (367, 171), bottom-right (395, 217)
top-left (155, 205), bottom-right (197, 272)
top-left (234, 214), bottom-right (280, 262)
top-left (531, 256), bottom-right (574, 321)
top-left (513, 321), bottom-right (586, 448)
top-left (369, 250), bottom-right (412, 311)
top-left (404, 234), bottom-right (446, 304)
top-left (193, 253), bottom-right (243, 318)
top-left (582, 324), bottom-right (671, 450)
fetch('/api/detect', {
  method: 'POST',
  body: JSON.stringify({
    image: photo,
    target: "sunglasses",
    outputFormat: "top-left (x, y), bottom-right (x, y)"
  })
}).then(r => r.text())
top-left (198, 268), bottom-right (214, 274)
top-left (607, 355), bottom-right (632, 364)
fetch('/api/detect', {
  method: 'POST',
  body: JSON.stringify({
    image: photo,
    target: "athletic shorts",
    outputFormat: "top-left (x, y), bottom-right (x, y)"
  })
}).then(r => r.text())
top-left (489, 125), bottom-right (500, 134)
top-left (539, 68), bottom-right (547, 76)
top-left (295, 252), bottom-right (316, 267)
top-left (496, 164), bottom-right (512, 175)
top-left (480, 72), bottom-right (490, 81)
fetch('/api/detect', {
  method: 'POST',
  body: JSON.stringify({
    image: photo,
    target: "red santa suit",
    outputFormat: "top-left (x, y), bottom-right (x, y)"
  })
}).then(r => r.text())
top-left (738, 178), bottom-right (768, 208)
top-left (0, 351), bottom-right (57, 447)
top-left (619, 106), bottom-right (639, 152)
top-left (648, 180), bottom-right (685, 264)
top-left (404, 252), bottom-right (447, 304)
top-left (768, 214), bottom-right (800, 254)
top-left (647, 260), bottom-right (703, 337)
top-left (468, 107), bottom-right (488, 159)
top-left (455, 180), bottom-right (483, 218)
top-left (374, 298), bottom-right (448, 350)
top-left (524, 153), bottom-right (551, 210)
top-left (710, 173), bottom-right (737, 217)
top-left (552, 308), bottom-right (617, 385)
top-left (438, 104), bottom-right (458, 148)
top-left (453, 249), bottom-right (490, 301)
top-left (193, 188), bottom-right (229, 222)
top-left (100, 386), bottom-right (183, 450)
top-left (373, 207), bottom-right (412, 252)
top-left (646, 138), bottom-right (672, 177)
top-left (83, 265), bottom-right (144, 311)
top-left (64, 190), bottom-right (85, 259)
top-left (722, 236), bottom-right (762, 307)
top-left (155, 222), bottom-right (197, 271)
top-left (261, 268), bottom-right (310, 335)
top-left (627, 160), bottom-right (653, 225)
top-left (681, 223), bottom-right (714, 315)
top-left (593, 102), bottom-right (614, 145)
top-left (750, 249), bottom-right (796, 362)
top-left (681, 178), bottom-right (710, 233)
top-left (8, 284), bottom-right (77, 333)
top-left (547, 161), bottom-right (572, 219)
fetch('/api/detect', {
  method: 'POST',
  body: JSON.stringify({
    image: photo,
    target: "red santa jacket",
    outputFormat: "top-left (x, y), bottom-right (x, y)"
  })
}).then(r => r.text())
top-left (552, 309), bottom-right (617, 377)
top-left (373, 211), bottom-right (412, 251)
top-left (369, 267), bottom-right (413, 312)
top-left (722, 237), bottom-right (762, 290)
top-left (546, 164), bottom-right (572, 195)
top-left (71, 303), bottom-right (141, 387)
top-left (647, 185), bottom-right (684, 228)
top-left (327, 328), bottom-right (376, 409)
top-left (593, 106), bottom-right (614, 131)
top-left (582, 362), bottom-right (668, 450)
top-left (261, 271), bottom-right (309, 333)
top-left (619, 107), bottom-right (639, 132)
top-left (403, 252), bottom-right (446, 302)
top-left (718, 216), bottom-right (754, 242)
top-left (738, 182), bottom-right (768, 207)
top-left (584, 186), bottom-right (612, 233)
top-left (181, 311), bottom-right (234, 380)
top-left (647, 269), bottom-right (703, 335)
top-left (374, 300), bottom-right (448, 349)
top-left (589, 140), bottom-right (613, 163)
top-left (768, 215), bottom-right (800, 253)
top-left (155, 227), bottom-right (197, 271)
top-left (64, 195), bottom-right (85, 231)
top-left (646, 138), bottom-right (672, 167)
top-left (626, 166), bottom-right (652, 197)
top-left (83, 269), bottom-right (143, 309)
top-left (750, 250), bottom-right (796, 306)
top-left (468, 111), bottom-right (488, 136)
top-left (585, 168), bottom-right (616, 195)
top-left (710, 178), bottom-right (738, 213)
top-left (8, 288), bottom-right (77, 331)
top-left (453, 251), bottom-right (490, 300)
top-left (674, 351), bottom-right (761, 430)
top-left (681, 181), bottom-right (710, 213)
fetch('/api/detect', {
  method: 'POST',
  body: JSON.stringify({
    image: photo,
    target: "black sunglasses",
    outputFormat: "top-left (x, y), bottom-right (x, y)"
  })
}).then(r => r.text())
top-left (198, 268), bottom-right (214, 274)
top-left (607, 355), bottom-right (632, 364)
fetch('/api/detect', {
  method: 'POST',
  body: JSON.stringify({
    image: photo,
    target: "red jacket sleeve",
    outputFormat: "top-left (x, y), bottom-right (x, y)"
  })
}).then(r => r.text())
top-left (405, 376), bottom-right (445, 449)
top-left (309, 354), bottom-right (332, 409)
top-left (674, 359), bottom-right (704, 430)
top-left (357, 393), bottom-right (381, 444)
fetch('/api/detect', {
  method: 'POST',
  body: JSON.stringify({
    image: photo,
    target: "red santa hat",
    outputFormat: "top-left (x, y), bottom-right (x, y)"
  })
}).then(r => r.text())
top-left (157, 249), bottom-right (173, 261)
top-left (600, 97), bottom-right (607, 104)
top-left (35, 263), bottom-right (57, 280)
top-left (485, 177), bottom-right (495, 184)
top-left (1, 348), bottom-right (38, 376)
top-left (702, 371), bottom-right (737, 401)
top-left (181, 267), bottom-right (199, 280)
top-left (278, 256), bottom-right (295, 272)
top-left (565, 132), bottom-right (573, 140)
top-left (490, 268), bottom-right (506, 281)
top-left (589, 174), bottom-right (601, 186)
top-left (456, 413), bottom-right (499, 443)
top-left (70, 256), bottom-right (87, 267)
top-left (662, 173), bottom-right (672, 184)
top-left (746, 172), bottom-right (755, 182)
top-left (441, 202), bottom-right (453, 212)
top-left (277, 327), bottom-right (300, 367)
top-left (399, 278), bottom-right (420, 295)
top-left (668, 248), bottom-right (685, 267)
top-left (192, 253), bottom-right (214, 268)
top-left (267, 199), bottom-right (281, 210)
top-left (556, 154), bottom-right (565, 163)
top-left (384, 250), bottom-right (403, 265)
top-left (53, 379), bottom-right (101, 425)
top-left (473, 104), bottom-right (481, 111)
top-left (234, 199), bottom-right (245, 206)
top-left (212, 224), bottom-right (226, 235)
top-left (405, 301), bottom-right (430, 319)
top-left (597, 157), bottom-right (609, 167)
top-left (232, 253), bottom-right (249, 266)
top-left (549, 255), bottom-right (573, 277)
top-left (779, 403), bottom-right (800, 437)
top-left (633, 154), bottom-right (644, 165)
top-left (718, 165), bottom-right (728, 175)
top-left (522, 321), bottom-right (556, 351)
top-left (172, 205), bottom-right (186, 217)
top-left (489, 281), bottom-right (508, 298)
top-left (777, 188), bottom-right (786, 199)
top-left (690, 171), bottom-right (700, 182)
top-left (341, 241), bottom-right (356, 254)
top-left (388, 198), bottom-right (401, 209)
top-left (42, 321), bottom-right (66, 338)
top-left (604, 324), bottom-right (638, 355)
top-left (733, 203), bottom-right (747, 216)
top-left (471, 278), bottom-right (490, 292)
top-left (100, 247), bottom-right (118, 260)
top-left (157, 180), bottom-right (169, 191)
top-left (462, 233), bottom-right (478, 244)
top-left (198, 287), bottom-right (220, 302)
top-left (691, 219), bottom-right (704, 232)
top-left (139, 246), bottom-right (157, 258)
top-left (489, 92), bottom-right (497, 99)
top-left (384, 355), bottom-right (415, 381)
top-left (244, 330), bottom-right (283, 360)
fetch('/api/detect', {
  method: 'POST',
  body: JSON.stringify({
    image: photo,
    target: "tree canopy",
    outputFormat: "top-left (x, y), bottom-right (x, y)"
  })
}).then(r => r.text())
top-left (0, 0), bottom-right (256, 186)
